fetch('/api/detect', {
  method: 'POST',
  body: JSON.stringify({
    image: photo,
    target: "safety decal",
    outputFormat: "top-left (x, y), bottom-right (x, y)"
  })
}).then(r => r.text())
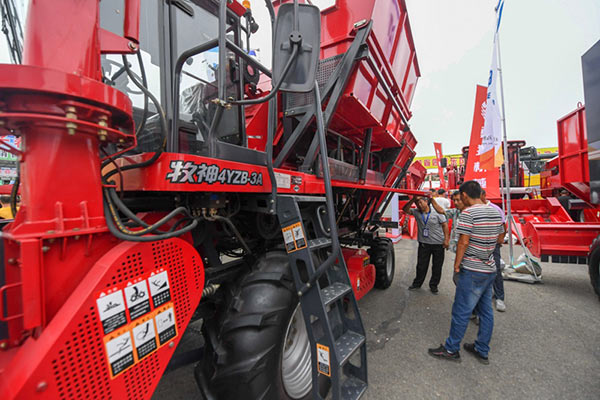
top-left (124, 279), bottom-right (151, 320)
top-left (282, 225), bottom-right (296, 252)
top-left (98, 268), bottom-right (179, 379)
top-left (166, 161), bottom-right (263, 186)
top-left (316, 343), bottom-right (331, 377)
top-left (104, 329), bottom-right (135, 377)
top-left (148, 269), bottom-right (171, 307)
top-left (155, 304), bottom-right (177, 346)
top-left (291, 223), bottom-right (306, 249)
top-left (282, 222), bottom-right (307, 253)
top-left (96, 289), bottom-right (128, 334)
top-left (132, 316), bottom-right (158, 361)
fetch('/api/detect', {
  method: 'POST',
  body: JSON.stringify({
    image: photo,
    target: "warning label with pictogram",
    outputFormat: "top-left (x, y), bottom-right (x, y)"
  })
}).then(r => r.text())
top-left (282, 225), bottom-right (296, 252)
top-left (282, 222), bottom-right (306, 253)
top-left (317, 343), bottom-right (331, 377)
top-left (104, 329), bottom-right (135, 377)
top-left (148, 270), bottom-right (171, 307)
top-left (155, 304), bottom-right (177, 346)
top-left (132, 317), bottom-right (158, 361)
top-left (96, 289), bottom-right (128, 335)
top-left (124, 279), bottom-right (151, 320)
top-left (291, 223), bottom-right (306, 249)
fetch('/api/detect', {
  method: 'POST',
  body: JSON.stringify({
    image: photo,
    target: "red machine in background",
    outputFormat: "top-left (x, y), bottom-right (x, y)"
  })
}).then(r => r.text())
top-left (523, 39), bottom-right (600, 299)
top-left (524, 103), bottom-right (600, 277)
top-left (0, 1), bottom-right (423, 399)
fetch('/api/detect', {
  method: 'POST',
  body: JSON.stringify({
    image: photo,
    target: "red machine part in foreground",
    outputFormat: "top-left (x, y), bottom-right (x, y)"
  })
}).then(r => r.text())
top-left (0, 1), bottom-right (207, 398)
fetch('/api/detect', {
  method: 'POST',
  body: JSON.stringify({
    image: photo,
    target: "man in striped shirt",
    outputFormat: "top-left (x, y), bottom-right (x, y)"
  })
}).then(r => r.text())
top-left (428, 181), bottom-right (505, 364)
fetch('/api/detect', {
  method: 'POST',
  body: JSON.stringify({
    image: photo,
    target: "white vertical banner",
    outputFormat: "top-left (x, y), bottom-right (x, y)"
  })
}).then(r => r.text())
top-left (480, 0), bottom-right (505, 170)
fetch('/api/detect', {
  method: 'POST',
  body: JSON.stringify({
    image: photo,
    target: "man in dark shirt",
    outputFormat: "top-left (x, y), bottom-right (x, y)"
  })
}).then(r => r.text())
top-left (428, 181), bottom-right (504, 364)
top-left (403, 196), bottom-right (449, 294)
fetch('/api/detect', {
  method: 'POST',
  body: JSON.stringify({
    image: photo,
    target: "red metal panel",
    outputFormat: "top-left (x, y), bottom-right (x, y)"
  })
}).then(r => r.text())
top-left (557, 105), bottom-right (590, 202)
top-left (342, 248), bottom-right (375, 301)
top-left (0, 238), bottom-right (204, 400)
top-left (525, 222), bottom-right (600, 257)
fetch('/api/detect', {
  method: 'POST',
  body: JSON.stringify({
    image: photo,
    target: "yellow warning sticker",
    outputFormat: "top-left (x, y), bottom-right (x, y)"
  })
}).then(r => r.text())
top-left (282, 222), bottom-right (307, 253)
top-left (317, 343), bottom-right (331, 377)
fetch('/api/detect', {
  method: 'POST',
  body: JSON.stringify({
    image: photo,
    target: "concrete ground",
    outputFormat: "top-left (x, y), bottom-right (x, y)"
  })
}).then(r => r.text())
top-left (154, 240), bottom-right (600, 399)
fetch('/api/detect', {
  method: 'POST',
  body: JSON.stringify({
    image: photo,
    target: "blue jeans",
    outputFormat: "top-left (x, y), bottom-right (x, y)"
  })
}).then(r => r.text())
top-left (445, 269), bottom-right (496, 357)
top-left (492, 244), bottom-right (505, 301)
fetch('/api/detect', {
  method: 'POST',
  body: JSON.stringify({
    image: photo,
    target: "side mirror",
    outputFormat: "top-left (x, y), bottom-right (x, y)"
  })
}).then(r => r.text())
top-left (440, 157), bottom-right (448, 168)
top-left (272, 3), bottom-right (321, 93)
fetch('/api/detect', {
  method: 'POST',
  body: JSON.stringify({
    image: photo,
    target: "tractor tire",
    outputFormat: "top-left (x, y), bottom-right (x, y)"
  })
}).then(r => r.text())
top-left (368, 237), bottom-right (395, 289)
top-left (201, 251), bottom-right (316, 400)
top-left (588, 236), bottom-right (600, 300)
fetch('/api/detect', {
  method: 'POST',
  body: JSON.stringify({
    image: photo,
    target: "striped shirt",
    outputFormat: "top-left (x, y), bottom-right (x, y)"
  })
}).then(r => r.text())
top-left (456, 204), bottom-right (504, 273)
top-left (445, 208), bottom-right (461, 253)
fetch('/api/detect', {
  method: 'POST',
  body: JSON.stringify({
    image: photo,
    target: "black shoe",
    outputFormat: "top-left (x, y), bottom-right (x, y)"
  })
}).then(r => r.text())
top-left (430, 287), bottom-right (439, 294)
top-left (428, 345), bottom-right (461, 362)
top-left (463, 343), bottom-right (489, 365)
top-left (408, 285), bottom-right (420, 290)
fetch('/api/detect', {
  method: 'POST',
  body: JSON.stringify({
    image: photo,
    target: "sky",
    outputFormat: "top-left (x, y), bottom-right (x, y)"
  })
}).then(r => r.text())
top-left (2, 0), bottom-right (599, 157)
top-left (403, 0), bottom-right (600, 155)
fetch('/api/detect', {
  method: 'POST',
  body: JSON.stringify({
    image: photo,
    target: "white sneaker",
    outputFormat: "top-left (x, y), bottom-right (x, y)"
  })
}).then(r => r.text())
top-left (495, 299), bottom-right (506, 312)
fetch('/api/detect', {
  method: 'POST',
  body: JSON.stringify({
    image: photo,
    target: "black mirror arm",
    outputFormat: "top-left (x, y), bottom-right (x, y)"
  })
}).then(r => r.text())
top-left (229, 43), bottom-right (299, 106)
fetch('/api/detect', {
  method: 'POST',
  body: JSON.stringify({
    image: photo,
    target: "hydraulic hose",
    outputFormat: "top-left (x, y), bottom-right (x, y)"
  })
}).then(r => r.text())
top-left (104, 200), bottom-right (198, 242)
top-left (104, 189), bottom-right (193, 236)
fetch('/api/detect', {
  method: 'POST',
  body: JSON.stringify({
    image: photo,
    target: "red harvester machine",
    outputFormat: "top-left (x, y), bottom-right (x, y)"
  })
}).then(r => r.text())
top-left (523, 39), bottom-right (600, 299)
top-left (0, 1), bottom-right (422, 399)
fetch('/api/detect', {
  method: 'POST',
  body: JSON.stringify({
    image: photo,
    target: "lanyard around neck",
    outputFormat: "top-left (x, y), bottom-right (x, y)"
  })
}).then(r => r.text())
top-left (421, 210), bottom-right (431, 225)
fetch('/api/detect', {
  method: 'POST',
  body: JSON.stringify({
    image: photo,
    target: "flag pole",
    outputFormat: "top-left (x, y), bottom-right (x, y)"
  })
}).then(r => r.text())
top-left (496, 32), bottom-right (514, 266)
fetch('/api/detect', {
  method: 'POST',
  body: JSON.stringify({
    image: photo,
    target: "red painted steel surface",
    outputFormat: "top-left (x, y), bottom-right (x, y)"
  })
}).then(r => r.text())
top-left (525, 222), bottom-right (600, 257)
top-left (524, 105), bottom-right (600, 259)
top-left (557, 105), bottom-right (590, 202)
top-left (112, 152), bottom-right (426, 197)
top-left (0, 238), bottom-right (204, 400)
top-left (342, 248), bottom-right (375, 301)
top-left (406, 161), bottom-right (427, 190)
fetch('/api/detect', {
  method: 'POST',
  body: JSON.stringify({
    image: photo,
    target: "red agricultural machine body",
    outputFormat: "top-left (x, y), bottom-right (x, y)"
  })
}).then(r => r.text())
top-left (540, 105), bottom-right (590, 201)
top-left (0, 1), bottom-right (422, 399)
top-left (519, 39), bottom-right (600, 301)
top-left (523, 104), bottom-right (600, 264)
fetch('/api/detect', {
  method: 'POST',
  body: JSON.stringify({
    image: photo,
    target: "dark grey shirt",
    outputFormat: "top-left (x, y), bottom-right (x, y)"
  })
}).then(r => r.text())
top-left (410, 208), bottom-right (447, 245)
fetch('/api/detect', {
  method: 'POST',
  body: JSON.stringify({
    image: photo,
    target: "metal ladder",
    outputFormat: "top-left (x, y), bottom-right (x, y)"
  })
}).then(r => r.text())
top-left (275, 79), bottom-right (368, 399)
top-left (277, 195), bottom-right (368, 400)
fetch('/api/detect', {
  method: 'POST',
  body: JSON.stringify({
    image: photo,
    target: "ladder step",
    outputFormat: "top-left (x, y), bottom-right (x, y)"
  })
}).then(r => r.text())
top-left (341, 377), bottom-right (368, 400)
top-left (321, 282), bottom-right (351, 307)
top-left (336, 331), bottom-right (365, 366)
top-left (309, 237), bottom-right (332, 250)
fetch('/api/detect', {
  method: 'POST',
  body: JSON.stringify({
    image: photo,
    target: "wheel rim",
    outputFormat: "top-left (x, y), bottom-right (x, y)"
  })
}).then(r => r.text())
top-left (281, 304), bottom-right (312, 399)
top-left (386, 245), bottom-right (393, 278)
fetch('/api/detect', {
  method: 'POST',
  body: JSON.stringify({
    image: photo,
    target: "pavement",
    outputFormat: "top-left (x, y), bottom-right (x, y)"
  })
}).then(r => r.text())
top-left (154, 239), bottom-right (600, 400)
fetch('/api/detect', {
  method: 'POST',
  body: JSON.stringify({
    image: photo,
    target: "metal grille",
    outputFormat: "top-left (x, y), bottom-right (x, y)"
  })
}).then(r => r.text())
top-left (52, 306), bottom-right (112, 400)
top-left (50, 239), bottom-right (201, 400)
top-left (124, 352), bottom-right (160, 400)
top-left (152, 240), bottom-right (190, 327)
top-left (286, 54), bottom-right (344, 110)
